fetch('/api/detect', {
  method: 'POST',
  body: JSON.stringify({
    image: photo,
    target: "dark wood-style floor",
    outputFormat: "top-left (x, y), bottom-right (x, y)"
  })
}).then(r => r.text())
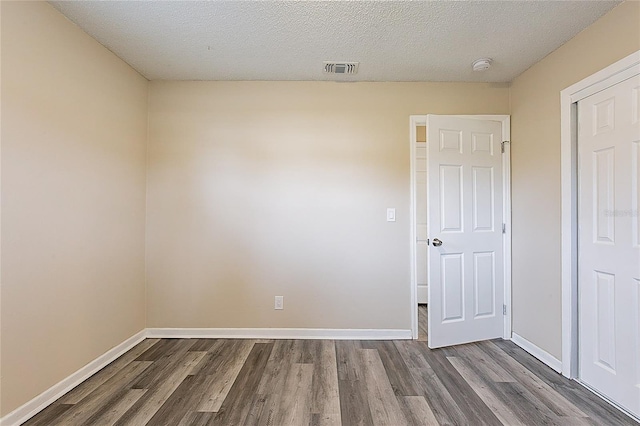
top-left (24, 307), bottom-right (638, 426)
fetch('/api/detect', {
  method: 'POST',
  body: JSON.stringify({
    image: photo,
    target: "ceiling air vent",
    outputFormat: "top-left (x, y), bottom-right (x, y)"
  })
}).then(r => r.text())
top-left (323, 61), bottom-right (359, 75)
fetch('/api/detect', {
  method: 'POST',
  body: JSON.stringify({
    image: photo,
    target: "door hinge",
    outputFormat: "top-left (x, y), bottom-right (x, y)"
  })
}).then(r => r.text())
top-left (426, 239), bottom-right (430, 245)
top-left (501, 140), bottom-right (510, 153)
top-left (503, 305), bottom-right (507, 315)
top-left (502, 223), bottom-right (506, 234)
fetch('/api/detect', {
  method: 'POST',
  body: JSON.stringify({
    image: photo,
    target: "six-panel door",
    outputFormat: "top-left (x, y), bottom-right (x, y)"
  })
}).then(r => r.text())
top-left (427, 116), bottom-right (505, 349)
top-left (578, 75), bottom-right (640, 418)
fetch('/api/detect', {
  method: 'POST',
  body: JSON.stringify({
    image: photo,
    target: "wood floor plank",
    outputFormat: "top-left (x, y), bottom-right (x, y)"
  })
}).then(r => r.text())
top-left (196, 339), bottom-right (255, 412)
top-left (481, 340), bottom-right (587, 418)
top-left (447, 356), bottom-right (526, 426)
top-left (189, 338), bottom-right (220, 352)
top-left (85, 388), bottom-right (147, 426)
top-left (361, 340), bottom-right (420, 396)
top-left (338, 378), bottom-right (375, 426)
top-left (336, 340), bottom-right (363, 381)
top-left (130, 339), bottom-right (197, 389)
top-left (309, 340), bottom-right (342, 426)
top-left (256, 339), bottom-right (304, 395)
top-left (194, 340), bottom-right (240, 376)
top-left (188, 339), bottom-right (231, 377)
top-left (178, 411), bottom-right (216, 426)
top-left (554, 417), bottom-right (601, 425)
top-left (52, 360), bottom-right (153, 426)
top-left (145, 374), bottom-right (209, 426)
top-left (494, 381), bottom-right (563, 425)
top-left (21, 404), bottom-right (74, 426)
top-left (394, 340), bottom-right (470, 426)
top-left (360, 349), bottom-right (408, 426)
top-left (337, 341), bottom-right (374, 426)
top-left (212, 342), bottom-right (274, 426)
top-left (243, 393), bottom-right (269, 426)
top-left (135, 338), bottom-right (181, 361)
top-left (270, 363), bottom-right (314, 426)
top-left (453, 342), bottom-right (516, 382)
top-left (418, 344), bottom-right (503, 426)
top-left (113, 351), bottom-right (206, 426)
top-left (248, 340), bottom-right (307, 425)
top-left (417, 305), bottom-right (428, 342)
top-left (59, 338), bottom-right (159, 404)
top-left (396, 396), bottom-right (439, 426)
top-left (492, 339), bottom-right (567, 386)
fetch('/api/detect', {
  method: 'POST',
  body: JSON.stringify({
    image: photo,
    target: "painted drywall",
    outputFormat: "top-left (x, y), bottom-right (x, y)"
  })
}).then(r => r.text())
top-left (146, 81), bottom-right (509, 329)
top-left (510, 1), bottom-right (640, 360)
top-left (0, 1), bottom-right (148, 415)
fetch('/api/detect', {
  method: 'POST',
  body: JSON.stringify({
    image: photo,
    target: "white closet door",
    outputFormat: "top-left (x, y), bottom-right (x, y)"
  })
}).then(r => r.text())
top-left (578, 74), bottom-right (640, 418)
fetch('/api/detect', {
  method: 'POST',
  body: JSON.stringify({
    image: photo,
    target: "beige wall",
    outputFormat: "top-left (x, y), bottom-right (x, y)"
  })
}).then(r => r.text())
top-left (510, 1), bottom-right (640, 359)
top-left (0, 1), bottom-right (148, 415)
top-left (146, 81), bottom-right (509, 329)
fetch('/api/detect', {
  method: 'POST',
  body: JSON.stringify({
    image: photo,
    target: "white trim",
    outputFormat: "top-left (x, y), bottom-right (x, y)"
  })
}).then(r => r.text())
top-left (0, 330), bottom-right (147, 426)
top-left (409, 115), bottom-right (424, 340)
top-left (145, 328), bottom-right (413, 340)
top-left (408, 114), bottom-right (511, 341)
top-left (511, 332), bottom-right (562, 374)
top-left (560, 50), bottom-right (640, 379)
top-left (501, 117), bottom-right (512, 340)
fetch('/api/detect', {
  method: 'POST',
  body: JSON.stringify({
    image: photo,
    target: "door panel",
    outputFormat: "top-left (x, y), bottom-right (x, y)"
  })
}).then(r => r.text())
top-left (578, 75), bottom-right (640, 418)
top-left (593, 147), bottom-right (616, 243)
top-left (594, 271), bottom-right (616, 372)
top-left (472, 167), bottom-right (495, 231)
top-left (474, 251), bottom-right (495, 318)
top-left (442, 253), bottom-right (464, 322)
top-left (427, 116), bottom-right (504, 348)
top-left (440, 165), bottom-right (463, 232)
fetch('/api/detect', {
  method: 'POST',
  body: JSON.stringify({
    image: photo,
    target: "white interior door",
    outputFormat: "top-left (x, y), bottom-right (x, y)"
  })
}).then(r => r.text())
top-left (578, 74), bottom-right (640, 418)
top-left (427, 115), bottom-right (505, 349)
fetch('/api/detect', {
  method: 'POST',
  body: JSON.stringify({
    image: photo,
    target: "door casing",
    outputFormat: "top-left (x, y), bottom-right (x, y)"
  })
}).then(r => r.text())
top-left (560, 50), bottom-right (640, 380)
top-left (409, 115), bottom-right (512, 340)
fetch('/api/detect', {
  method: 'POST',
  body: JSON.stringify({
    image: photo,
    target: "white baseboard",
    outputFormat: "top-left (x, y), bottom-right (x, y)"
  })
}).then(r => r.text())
top-left (511, 332), bottom-right (562, 373)
top-left (146, 327), bottom-right (413, 340)
top-left (0, 329), bottom-right (147, 426)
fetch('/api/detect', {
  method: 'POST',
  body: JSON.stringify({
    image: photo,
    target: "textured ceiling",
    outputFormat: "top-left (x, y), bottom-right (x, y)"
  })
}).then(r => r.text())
top-left (50, 1), bottom-right (620, 82)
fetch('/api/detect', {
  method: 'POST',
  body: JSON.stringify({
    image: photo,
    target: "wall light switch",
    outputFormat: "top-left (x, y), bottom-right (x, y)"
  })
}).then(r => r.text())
top-left (387, 208), bottom-right (396, 222)
top-left (275, 296), bottom-right (284, 310)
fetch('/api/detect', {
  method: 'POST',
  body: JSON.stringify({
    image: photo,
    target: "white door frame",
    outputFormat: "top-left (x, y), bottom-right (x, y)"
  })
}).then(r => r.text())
top-left (409, 115), bottom-right (512, 340)
top-left (560, 50), bottom-right (640, 378)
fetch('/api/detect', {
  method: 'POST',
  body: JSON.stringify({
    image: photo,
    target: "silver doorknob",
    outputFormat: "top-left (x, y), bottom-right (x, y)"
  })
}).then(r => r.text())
top-left (432, 238), bottom-right (443, 247)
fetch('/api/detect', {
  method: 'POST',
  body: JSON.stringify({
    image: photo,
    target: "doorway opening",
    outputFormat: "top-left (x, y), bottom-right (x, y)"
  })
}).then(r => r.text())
top-left (409, 115), bottom-right (512, 348)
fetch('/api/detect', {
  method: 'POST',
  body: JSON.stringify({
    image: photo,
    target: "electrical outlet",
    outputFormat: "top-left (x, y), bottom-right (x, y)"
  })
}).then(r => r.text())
top-left (274, 296), bottom-right (284, 310)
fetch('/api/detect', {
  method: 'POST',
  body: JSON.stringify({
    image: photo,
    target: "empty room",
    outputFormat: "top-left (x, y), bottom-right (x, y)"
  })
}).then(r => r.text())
top-left (1, 1), bottom-right (639, 425)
